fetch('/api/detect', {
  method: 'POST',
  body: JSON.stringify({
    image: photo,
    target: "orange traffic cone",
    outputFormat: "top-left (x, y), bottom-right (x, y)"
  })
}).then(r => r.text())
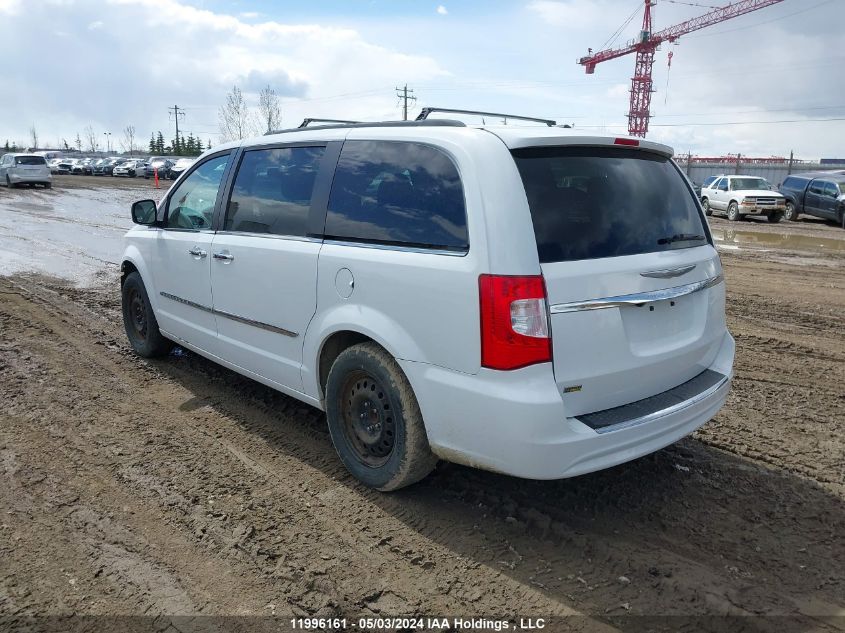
top-left (154, 167), bottom-right (159, 188)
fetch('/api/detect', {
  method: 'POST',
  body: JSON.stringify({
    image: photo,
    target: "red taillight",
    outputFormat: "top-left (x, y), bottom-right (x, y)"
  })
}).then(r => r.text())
top-left (479, 274), bottom-right (552, 371)
top-left (614, 137), bottom-right (639, 146)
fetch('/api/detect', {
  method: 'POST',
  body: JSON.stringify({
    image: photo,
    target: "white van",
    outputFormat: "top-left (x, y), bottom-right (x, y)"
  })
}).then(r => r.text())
top-left (120, 112), bottom-right (734, 490)
top-left (0, 153), bottom-right (52, 188)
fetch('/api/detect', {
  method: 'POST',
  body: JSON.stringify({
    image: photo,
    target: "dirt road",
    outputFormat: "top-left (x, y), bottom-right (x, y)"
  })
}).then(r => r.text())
top-left (1, 188), bottom-right (844, 631)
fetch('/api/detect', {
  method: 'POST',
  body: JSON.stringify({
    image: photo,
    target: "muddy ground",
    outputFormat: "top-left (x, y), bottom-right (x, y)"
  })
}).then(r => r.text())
top-left (0, 182), bottom-right (843, 632)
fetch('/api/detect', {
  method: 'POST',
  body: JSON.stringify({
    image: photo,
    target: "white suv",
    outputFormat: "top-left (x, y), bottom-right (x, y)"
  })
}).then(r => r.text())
top-left (120, 116), bottom-right (734, 490)
top-left (0, 153), bottom-right (52, 188)
top-left (700, 175), bottom-right (786, 222)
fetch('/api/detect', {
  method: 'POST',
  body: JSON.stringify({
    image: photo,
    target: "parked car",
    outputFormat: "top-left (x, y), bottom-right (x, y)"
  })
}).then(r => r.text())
top-left (82, 158), bottom-right (96, 175)
top-left (93, 158), bottom-right (119, 176)
top-left (144, 158), bottom-right (174, 179)
top-left (778, 173), bottom-right (845, 227)
top-left (48, 158), bottom-right (64, 174)
top-left (55, 159), bottom-right (74, 175)
top-left (700, 175), bottom-right (785, 222)
top-left (120, 120), bottom-right (733, 491)
top-left (0, 153), bottom-right (52, 188)
top-left (114, 159), bottom-right (146, 177)
top-left (166, 158), bottom-right (195, 180)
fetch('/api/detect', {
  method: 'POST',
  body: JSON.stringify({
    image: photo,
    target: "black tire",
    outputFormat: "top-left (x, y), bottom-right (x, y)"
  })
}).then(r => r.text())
top-left (727, 202), bottom-right (740, 221)
top-left (784, 202), bottom-right (798, 222)
top-left (701, 198), bottom-right (712, 216)
top-left (767, 211), bottom-right (782, 224)
top-left (325, 342), bottom-right (437, 491)
top-left (44, 182), bottom-right (52, 189)
top-left (840, 210), bottom-right (845, 230)
top-left (121, 272), bottom-right (173, 358)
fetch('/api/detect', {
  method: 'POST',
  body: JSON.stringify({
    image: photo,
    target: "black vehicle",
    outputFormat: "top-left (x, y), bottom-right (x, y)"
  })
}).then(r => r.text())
top-left (166, 158), bottom-right (195, 180)
top-left (93, 158), bottom-right (119, 176)
top-left (778, 172), bottom-right (845, 227)
top-left (82, 159), bottom-right (96, 176)
top-left (144, 158), bottom-right (174, 179)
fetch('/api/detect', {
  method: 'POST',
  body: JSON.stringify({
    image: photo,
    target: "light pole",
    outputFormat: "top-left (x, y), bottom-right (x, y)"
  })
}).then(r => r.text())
top-left (103, 132), bottom-right (111, 154)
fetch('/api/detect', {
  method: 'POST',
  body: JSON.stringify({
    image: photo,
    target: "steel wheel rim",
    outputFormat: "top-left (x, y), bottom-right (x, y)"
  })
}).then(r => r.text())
top-left (128, 289), bottom-right (147, 340)
top-left (339, 370), bottom-right (396, 468)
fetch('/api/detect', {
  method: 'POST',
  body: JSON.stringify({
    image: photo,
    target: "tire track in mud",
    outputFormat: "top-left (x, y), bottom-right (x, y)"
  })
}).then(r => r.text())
top-left (1, 273), bottom-right (844, 631)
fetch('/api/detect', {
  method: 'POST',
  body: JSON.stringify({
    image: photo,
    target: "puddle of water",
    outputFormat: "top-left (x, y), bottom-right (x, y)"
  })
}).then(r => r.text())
top-left (711, 227), bottom-right (845, 254)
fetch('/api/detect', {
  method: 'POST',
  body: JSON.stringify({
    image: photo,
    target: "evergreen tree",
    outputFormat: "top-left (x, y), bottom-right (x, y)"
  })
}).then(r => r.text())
top-left (3, 140), bottom-right (8, 151)
top-left (75, 133), bottom-right (82, 152)
top-left (196, 138), bottom-right (204, 154)
top-left (185, 133), bottom-right (196, 156)
top-left (155, 131), bottom-right (165, 154)
top-left (148, 133), bottom-right (156, 154)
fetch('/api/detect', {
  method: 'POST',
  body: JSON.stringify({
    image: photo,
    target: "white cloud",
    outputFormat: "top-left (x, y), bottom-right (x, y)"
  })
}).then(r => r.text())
top-left (436, 5), bottom-right (448, 15)
top-left (526, 0), bottom-right (605, 29)
top-left (239, 11), bottom-right (260, 19)
top-left (87, 20), bottom-right (104, 30)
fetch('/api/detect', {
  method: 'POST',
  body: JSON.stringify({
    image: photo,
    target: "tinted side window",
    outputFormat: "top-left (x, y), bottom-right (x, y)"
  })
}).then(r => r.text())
top-left (166, 154), bottom-right (230, 230)
top-left (824, 181), bottom-right (838, 197)
top-left (781, 177), bottom-right (799, 190)
top-left (225, 146), bottom-right (325, 237)
top-left (808, 180), bottom-right (825, 195)
top-left (716, 178), bottom-right (728, 190)
top-left (325, 141), bottom-right (468, 251)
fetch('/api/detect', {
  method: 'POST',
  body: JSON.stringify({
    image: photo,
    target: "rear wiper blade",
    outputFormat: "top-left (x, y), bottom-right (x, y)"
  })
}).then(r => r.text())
top-left (657, 233), bottom-right (706, 245)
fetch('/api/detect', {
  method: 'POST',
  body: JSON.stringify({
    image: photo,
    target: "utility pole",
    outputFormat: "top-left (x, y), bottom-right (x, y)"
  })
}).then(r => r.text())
top-left (395, 84), bottom-right (416, 121)
top-left (787, 150), bottom-right (794, 175)
top-left (168, 104), bottom-right (186, 152)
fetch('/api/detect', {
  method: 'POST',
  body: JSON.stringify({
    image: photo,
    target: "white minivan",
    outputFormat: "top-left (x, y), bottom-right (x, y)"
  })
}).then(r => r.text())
top-left (120, 113), bottom-right (734, 490)
top-left (0, 153), bottom-right (52, 188)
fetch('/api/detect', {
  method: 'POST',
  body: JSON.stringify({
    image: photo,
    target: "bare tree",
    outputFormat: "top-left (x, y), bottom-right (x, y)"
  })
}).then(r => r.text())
top-left (84, 125), bottom-right (98, 153)
top-left (218, 85), bottom-right (257, 142)
top-left (257, 85), bottom-right (282, 134)
top-left (29, 125), bottom-right (38, 150)
top-left (121, 125), bottom-right (137, 155)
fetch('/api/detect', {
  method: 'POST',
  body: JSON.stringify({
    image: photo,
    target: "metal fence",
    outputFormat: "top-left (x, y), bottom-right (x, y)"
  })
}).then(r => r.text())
top-left (675, 157), bottom-right (845, 187)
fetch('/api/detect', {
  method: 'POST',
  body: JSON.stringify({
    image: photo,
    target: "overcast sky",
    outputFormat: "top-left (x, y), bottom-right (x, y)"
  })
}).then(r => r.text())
top-left (1, 0), bottom-right (843, 158)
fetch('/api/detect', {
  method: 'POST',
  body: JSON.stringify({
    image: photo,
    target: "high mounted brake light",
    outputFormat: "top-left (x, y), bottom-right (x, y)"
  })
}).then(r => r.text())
top-left (479, 275), bottom-right (552, 371)
top-left (614, 138), bottom-right (640, 147)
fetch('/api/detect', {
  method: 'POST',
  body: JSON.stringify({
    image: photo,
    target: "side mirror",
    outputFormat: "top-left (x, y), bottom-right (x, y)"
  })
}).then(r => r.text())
top-left (131, 199), bottom-right (158, 225)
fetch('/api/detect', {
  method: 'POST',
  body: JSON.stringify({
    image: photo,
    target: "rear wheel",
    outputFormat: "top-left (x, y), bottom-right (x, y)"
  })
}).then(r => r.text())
top-left (121, 272), bottom-right (173, 358)
top-left (727, 202), bottom-right (740, 221)
top-left (325, 342), bottom-right (437, 491)
top-left (783, 202), bottom-right (798, 221)
top-left (701, 198), bottom-right (712, 216)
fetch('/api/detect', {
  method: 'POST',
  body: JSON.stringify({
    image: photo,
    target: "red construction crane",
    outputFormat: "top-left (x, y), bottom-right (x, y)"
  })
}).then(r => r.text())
top-left (579, 0), bottom-right (786, 137)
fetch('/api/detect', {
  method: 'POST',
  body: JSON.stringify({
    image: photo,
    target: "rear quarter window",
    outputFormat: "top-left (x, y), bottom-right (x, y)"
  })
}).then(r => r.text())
top-left (325, 140), bottom-right (468, 251)
top-left (512, 146), bottom-right (708, 263)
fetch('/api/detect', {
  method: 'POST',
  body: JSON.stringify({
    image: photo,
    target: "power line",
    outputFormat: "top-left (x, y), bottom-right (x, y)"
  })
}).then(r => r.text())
top-left (576, 117), bottom-right (845, 128)
top-left (687, 0), bottom-right (836, 38)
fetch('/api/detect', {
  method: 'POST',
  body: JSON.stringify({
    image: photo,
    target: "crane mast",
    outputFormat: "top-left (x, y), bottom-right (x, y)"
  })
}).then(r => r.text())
top-left (578, 0), bottom-right (786, 137)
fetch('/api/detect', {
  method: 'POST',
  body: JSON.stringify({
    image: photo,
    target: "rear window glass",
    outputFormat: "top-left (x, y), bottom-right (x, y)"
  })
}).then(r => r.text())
top-left (15, 156), bottom-right (46, 165)
top-left (325, 140), bottom-right (468, 251)
top-left (512, 147), bottom-right (707, 263)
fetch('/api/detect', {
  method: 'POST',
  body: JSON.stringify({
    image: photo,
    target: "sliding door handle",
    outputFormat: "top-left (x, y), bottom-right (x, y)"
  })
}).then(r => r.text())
top-left (213, 251), bottom-right (235, 262)
top-left (187, 247), bottom-right (207, 258)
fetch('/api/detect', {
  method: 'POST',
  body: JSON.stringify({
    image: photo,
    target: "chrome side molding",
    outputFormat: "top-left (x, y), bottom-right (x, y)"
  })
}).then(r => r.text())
top-left (549, 274), bottom-right (724, 315)
top-left (160, 292), bottom-right (298, 338)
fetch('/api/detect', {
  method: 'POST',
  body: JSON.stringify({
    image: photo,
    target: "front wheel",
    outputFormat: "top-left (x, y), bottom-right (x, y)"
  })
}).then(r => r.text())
top-left (121, 272), bottom-right (173, 358)
top-left (727, 202), bottom-right (740, 221)
top-left (701, 198), bottom-right (712, 216)
top-left (325, 342), bottom-right (437, 491)
top-left (783, 202), bottom-right (798, 221)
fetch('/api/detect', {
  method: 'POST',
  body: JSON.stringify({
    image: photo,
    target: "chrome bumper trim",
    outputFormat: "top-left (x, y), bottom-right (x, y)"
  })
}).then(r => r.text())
top-left (550, 274), bottom-right (724, 315)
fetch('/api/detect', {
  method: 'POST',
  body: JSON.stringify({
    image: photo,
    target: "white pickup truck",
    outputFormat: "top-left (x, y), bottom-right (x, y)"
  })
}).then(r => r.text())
top-left (700, 175), bottom-right (786, 222)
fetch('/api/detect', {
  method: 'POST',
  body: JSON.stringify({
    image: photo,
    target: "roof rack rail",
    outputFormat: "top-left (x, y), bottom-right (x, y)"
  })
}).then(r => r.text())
top-left (264, 119), bottom-right (467, 136)
top-left (299, 118), bottom-right (360, 128)
top-left (416, 107), bottom-right (556, 127)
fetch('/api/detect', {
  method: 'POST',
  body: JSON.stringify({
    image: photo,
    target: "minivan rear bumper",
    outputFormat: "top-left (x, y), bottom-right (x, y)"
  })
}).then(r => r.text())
top-left (9, 172), bottom-right (51, 183)
top-left (400, 331), bottom-right (734, 480)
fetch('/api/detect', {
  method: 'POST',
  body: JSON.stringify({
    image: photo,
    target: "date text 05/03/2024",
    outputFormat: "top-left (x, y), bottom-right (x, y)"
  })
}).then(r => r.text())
top-left (290, 617), bottom-right (547, 630)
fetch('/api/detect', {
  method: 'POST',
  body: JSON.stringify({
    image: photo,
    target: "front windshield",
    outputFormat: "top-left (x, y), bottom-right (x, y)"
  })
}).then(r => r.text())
top-left (732, 178), bottom-right (770, 191)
